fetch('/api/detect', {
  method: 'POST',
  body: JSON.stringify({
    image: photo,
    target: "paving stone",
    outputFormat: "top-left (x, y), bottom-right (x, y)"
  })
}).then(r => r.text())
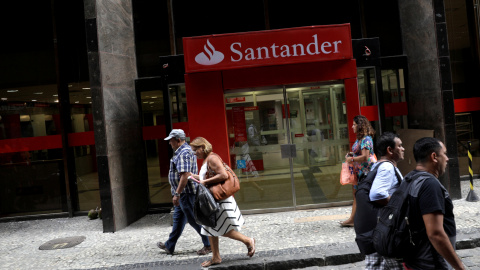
top-left (0, 180), bottom-right (479, 269)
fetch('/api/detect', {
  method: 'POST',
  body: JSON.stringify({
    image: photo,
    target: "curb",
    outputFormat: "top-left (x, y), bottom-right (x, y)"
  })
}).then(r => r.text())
top-left (208, 233), bottom-right (480, 270)
top-left (82, 233), bottom-right (480, 270)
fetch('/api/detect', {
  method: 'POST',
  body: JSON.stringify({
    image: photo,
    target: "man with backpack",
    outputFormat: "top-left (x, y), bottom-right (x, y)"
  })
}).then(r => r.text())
top-left (401, 137), bottom-right (465, 270)
top-left (354, 132), bottom-right (405, 269)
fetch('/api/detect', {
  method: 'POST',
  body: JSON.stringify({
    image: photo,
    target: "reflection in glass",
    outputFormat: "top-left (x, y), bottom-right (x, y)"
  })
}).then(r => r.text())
top-left (225, 82), bottom-right (352, 211)
top-left (288, 84), bottom-right (350, 207)
top-left (381, 69), bottom-right (408, 132)
top-left (226, 89), bottom-right (294, 210)
top-left (0, 84), bottom-right (65, 217)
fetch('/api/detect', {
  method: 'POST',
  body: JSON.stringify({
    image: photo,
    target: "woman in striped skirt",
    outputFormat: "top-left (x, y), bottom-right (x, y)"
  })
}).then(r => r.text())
top-left (190, 137), bottom-right (256, 268)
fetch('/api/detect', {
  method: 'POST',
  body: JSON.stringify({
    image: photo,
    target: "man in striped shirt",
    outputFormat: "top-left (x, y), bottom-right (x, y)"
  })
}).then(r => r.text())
top-left (157, 129), bottom-right (211, 255)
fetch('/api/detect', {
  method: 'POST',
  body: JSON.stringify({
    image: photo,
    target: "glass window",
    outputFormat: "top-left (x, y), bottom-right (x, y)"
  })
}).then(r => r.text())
top-left (140, 84), bottom-right (189, 206)
top-left (140, 89), bottom-right (170, 205)
top-left (445, 0), bottom-right (480, 157)
top-left (133, 0), bottom-right (172, 77)
top-left (357, 68), bottom-right (381, 134)
top-left (0, 96), bottom-right (64, 217)
top-left (268, 1), bottom-right (363, 39)
top-left (0, 2), bottom-right (62, 217)
top-left (1, 1), bottom-right (91, 217)
top-left (381, 69), bottom-right (408, 132)
top-left (225, 82), bottom-right (352, 210)
top-left (362, 0), bottom-right (403, 56)
top-left (69, 82), bottom-right (98, 211)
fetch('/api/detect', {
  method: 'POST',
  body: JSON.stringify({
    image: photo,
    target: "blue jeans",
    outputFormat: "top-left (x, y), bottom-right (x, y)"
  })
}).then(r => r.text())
top-left (164, 193), bottom-right (210, 253)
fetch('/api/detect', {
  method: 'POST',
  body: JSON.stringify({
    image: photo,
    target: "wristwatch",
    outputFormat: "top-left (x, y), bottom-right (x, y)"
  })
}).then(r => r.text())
top-left (173, 192), bottom-right (180, 197)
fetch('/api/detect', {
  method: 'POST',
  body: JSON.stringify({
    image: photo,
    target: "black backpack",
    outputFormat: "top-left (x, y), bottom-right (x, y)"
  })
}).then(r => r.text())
top-left (354, 161), bottom-right (402, 255)
top-left (372, 171), bottom-right (430, 260)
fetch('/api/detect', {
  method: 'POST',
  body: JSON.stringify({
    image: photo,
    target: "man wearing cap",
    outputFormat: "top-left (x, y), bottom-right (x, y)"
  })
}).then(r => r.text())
top-left (157, 129), bottom-right (211, 255)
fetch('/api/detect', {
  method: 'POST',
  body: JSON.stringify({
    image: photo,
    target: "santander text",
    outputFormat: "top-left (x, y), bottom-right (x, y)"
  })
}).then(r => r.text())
top-left (230, 35), bottom-right (342, 62)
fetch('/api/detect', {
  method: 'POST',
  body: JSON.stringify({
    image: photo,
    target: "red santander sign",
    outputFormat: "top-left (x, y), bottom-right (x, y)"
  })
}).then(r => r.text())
top-left (183, 24), bottom-right (352, 73)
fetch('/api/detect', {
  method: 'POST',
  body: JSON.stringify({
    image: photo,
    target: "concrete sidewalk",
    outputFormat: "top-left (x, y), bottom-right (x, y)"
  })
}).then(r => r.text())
top-left (1, 179), bottom-right (479, 270)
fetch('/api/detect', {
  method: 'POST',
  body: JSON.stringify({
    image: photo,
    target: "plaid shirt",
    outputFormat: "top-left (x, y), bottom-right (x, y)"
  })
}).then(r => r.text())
top-left (168, 142), bottom-right (198, 195)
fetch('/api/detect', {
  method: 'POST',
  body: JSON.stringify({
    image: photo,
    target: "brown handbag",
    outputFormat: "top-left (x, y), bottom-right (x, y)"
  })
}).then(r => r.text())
top-left (205, 153), bottom-right (240, 201)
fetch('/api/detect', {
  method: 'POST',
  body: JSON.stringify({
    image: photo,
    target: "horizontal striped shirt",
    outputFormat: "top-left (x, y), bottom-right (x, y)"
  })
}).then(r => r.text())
top-left (168, 142), bottom-right (198, 195)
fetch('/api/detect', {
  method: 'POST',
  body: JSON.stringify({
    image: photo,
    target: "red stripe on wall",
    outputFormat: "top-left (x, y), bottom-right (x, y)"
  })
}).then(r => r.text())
top-left (173, 122), bottom-right (190, 137)
top-left (68, 131), bottom-right (95, 146)
top-left (143, 125), bottom-right (166, 141)
top-left (0, 135), bottom-right (62, 154)
top-left (384, 102), bottom-right (408, 117)
top-left (454, 97), bottom-right (480, 113)
top-left (360, 106), bottom-right (379, 121)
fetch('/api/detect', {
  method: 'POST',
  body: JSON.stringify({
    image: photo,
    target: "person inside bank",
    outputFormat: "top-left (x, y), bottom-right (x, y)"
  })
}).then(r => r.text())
top-left (189, 137), bottom-right (256, 268)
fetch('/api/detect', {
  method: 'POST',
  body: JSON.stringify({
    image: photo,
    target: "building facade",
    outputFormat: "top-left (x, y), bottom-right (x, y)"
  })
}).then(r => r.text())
top-left (1, 0), bottom-right (479, 232)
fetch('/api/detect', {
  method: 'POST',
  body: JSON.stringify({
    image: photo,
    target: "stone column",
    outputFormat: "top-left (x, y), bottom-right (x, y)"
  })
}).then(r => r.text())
top-left (398, 0), bottom-right (461, 198)
top-left (83, 0), bottom-right (149, 232)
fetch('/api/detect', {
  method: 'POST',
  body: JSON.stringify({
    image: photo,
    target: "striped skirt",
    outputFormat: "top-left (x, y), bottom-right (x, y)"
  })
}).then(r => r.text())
top-left (201, 195), bottom-right (245, 237)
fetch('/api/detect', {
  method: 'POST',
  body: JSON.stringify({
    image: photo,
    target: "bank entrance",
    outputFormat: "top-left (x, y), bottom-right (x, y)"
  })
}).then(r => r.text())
top-left (225, 82), bottom-right (351, 211)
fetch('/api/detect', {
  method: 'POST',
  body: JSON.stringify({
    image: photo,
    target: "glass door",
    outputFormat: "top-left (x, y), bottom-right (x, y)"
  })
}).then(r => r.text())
top-left (226, 87), bottom-right (294, 210)
top-left (226, 81), bottom-right (352, 211)
top-left (286, 83), bottom-right (351, 207)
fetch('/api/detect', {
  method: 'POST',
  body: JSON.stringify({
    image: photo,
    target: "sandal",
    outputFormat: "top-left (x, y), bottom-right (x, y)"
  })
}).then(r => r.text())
top-left (201, 259), bottom-right (221, 267)
top-left (247, 238), bottom-right (256, 257)
top-left (339, 221), bottom-right (354, 227)
top-left (197, 246), bottom-right (212, 255)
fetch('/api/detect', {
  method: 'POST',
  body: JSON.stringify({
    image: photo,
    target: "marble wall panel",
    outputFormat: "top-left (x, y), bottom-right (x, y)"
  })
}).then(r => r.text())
top-left (87, 52), bottom-right (101, 87)
top-left (443, 90), bottom-right (456, 126)
top-left (100, 53), bottom-right (136, 89)
top-left (96, 0), bottom-right (135, 57)
top-left (434, 0), bottom-right (446, 23)
top-left (104, 119), bottom-right (143, 151)
top-left (90, 87), bottom-right (107, 156)
top-left (407, 91), bottom-right (445, 138)
top-left (408, 59), bottom-right (441, 94)
top-left (439, 57), bottom-right (453, 90)
top-left (83, 0), bottom-right (96, 19)
top-left (399, 1), bottom-right (437, 63)
top-left (83, 0), bottom-right (148, 231)
top-left (111, 182), bottom-right (149, 231)
top-left (102, 87), bottom-right (139, 122)
top-left (96, 155), bottom-right (114, 232)
top-left (85, 19), bottom-right (99, 53)
top-left (436, 23), bottom-right (449, 57)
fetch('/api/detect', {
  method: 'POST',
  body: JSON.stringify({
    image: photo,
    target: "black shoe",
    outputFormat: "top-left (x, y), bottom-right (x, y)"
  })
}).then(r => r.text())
top-left (157, 242), bottom-right (173, 255)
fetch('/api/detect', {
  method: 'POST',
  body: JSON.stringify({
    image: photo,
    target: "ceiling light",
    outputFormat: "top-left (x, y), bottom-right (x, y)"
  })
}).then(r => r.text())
top-left (143, 101), bottom-right (148, 103)
top-left (54, 100), bottom-right (59, 103)
top-left (1, 98), bottom-right (7, 101)
top-left (74, 101), bottom-right (80, 103)
top-left (82, 87), bottom-right (91, 90)
top-left (68, 84), bottom-right (73, 87)
top-left (7, 90), bottom-right (18, 92)
top-left (151, 96), bottom-right (158, 99)
top-left (53, 94), bottom-right (58, 96)
top-left (86, 96), bottom-right (91, 99)
top-left (34, 92), bottom-right (43, 95)
top-left (32, 99), bottom-right (37, 102)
